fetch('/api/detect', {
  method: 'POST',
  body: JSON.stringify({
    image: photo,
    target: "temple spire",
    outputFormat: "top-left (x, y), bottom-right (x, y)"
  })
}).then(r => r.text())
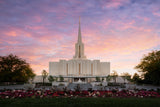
top-left (73, 17), bottom-right (86, 59)
top-left (78, 17), bottom-right (82, 43)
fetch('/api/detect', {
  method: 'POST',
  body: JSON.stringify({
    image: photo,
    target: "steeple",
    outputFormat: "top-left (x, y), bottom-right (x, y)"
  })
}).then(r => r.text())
top-left (78, 17), bottom-right (82, 43)
top-left (73, 18), bottom-right (86, 59)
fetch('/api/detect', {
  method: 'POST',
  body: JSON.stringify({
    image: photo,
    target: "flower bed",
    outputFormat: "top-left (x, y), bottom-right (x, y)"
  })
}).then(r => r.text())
top-left (0, 89), bottom-right (160, 99)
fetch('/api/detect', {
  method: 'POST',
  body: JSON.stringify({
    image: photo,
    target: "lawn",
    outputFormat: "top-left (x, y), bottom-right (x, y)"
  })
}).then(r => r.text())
top-left (0, 98), bottom-right (160, 107)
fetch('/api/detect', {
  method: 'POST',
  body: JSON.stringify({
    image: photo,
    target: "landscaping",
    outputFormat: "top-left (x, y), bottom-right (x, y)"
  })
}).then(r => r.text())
top-left (0, 89), bottom-right (160, 106)
top-left (1, 89), bottom-right (160, 98)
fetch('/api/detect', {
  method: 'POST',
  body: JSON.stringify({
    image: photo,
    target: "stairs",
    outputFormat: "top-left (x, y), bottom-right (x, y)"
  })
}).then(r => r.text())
top-left (67, 83), bottom-right (92, 91)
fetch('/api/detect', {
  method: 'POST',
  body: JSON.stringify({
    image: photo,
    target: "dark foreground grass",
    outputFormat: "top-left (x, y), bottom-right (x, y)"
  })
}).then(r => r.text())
top-left (0, 98), bottom-right (160, 107)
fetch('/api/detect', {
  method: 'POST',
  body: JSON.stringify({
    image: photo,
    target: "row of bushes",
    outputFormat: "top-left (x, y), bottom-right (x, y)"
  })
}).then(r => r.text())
top-left (0, 82), bottom-right (24, 86)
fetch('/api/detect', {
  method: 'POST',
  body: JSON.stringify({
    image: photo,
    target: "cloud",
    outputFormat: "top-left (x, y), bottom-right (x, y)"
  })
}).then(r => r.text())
top-left (101, 0), bottom-right (129, 9)
top-left (0, 0), bottom-right (160, 75)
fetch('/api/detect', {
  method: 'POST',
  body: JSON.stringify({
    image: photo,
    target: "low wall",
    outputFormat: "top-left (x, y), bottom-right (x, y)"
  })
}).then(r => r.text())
top-left (0, 85), bottom-right (24, 90)
top-left (91, 82), bottom-right (108, 87)
top-left (52, 82), bottom-right (68, 86)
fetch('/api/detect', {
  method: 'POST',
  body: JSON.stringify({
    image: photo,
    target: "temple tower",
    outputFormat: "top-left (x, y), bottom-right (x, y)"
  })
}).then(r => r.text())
top-left (73, 18), bottom-right (86, 59)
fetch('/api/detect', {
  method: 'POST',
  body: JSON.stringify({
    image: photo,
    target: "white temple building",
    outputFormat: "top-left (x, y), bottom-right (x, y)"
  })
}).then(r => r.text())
top-left (49, 19), bottom-right (110, 83)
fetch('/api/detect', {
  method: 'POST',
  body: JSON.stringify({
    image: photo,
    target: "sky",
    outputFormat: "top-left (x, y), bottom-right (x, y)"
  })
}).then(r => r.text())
top-left (0, 0), bottom-right (160, 75)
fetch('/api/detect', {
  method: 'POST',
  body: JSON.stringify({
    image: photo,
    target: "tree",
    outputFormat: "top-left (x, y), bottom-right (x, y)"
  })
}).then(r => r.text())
top-left (110, 70), bottom-right (118, 83)
top-left (121, 72), bottom-right (131, 84)
top-left (42, 70), bottom-right (48, 85)
top-left (106, 75), bottom-right (111, 82)
top-left (59, 75), bottom-right (64, 82)
top-left (0, 54), bottom-right (35, 83)
top-left (96, 76), bottom-right (100, 82)
top-left (132, 73), bottom-right (141, 83)
top-left (102, 77), bottom-right (104, 82)
top-left (48, 75), bottom-right (54, 83)
top-left (135, 50), bottom-right (160, 85)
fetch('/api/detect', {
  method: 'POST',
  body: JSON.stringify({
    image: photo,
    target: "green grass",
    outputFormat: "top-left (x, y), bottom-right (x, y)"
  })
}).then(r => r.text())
top-left (0, 98), bottom-right (160, 107)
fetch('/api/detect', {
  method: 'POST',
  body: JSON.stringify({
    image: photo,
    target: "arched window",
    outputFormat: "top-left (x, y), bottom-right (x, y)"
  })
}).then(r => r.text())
top-left (79, 45), bottom-right (81, 58)
top-left (79, 63), bottom-right (81, 75)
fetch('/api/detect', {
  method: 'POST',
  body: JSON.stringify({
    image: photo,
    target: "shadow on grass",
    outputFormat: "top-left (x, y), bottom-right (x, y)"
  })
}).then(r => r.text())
top-left (0, 98), bottom-right (160, 107)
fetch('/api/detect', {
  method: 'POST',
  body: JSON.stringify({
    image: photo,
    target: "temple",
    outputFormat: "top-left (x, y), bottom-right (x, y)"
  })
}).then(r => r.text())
top-left (49, 18), bottom-right (110, 83)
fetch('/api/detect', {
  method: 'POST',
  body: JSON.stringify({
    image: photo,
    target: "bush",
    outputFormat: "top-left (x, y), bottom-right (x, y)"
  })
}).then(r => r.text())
top-left (59, 84), bottom-right (64, 86)
top-left (59, 75), bottom-right (64, 82)
top-left (96, 77), bottom-right (100, 82)
top-left (0, 82), bottom-right (24, 86)
top-left (35, 82), bottom-right (52, 87)
top-left (108, 83), bottom-right (121, 86)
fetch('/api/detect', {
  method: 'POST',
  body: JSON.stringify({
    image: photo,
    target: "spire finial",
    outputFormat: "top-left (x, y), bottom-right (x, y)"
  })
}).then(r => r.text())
top-left (79, 16), bottom-right (80, 24)
top-left (78, 17), bottom-right (82, 43)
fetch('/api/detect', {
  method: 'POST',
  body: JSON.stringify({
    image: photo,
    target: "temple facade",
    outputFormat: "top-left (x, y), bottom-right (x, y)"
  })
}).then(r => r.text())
top-left (49, 19), bottom-right (110, 83)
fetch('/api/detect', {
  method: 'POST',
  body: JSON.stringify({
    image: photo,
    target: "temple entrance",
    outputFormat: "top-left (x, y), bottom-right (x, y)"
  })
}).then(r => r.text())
top-left (74, 78), bottom-right (85, 82)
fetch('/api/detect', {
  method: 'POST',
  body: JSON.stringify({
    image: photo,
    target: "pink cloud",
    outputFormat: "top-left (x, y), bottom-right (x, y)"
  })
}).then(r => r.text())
top-left (102, 0), bottom-right (129, 9)
top-left (5, 31), bottom-right (17, 37)
top-left (153, 12), bottom-right (160, 17)
top-left (33, 15), bottom-right (42, 23)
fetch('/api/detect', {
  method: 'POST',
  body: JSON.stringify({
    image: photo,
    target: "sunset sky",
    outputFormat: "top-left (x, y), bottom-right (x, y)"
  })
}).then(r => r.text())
top-left (0, 0), bottom-right (160, 75)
